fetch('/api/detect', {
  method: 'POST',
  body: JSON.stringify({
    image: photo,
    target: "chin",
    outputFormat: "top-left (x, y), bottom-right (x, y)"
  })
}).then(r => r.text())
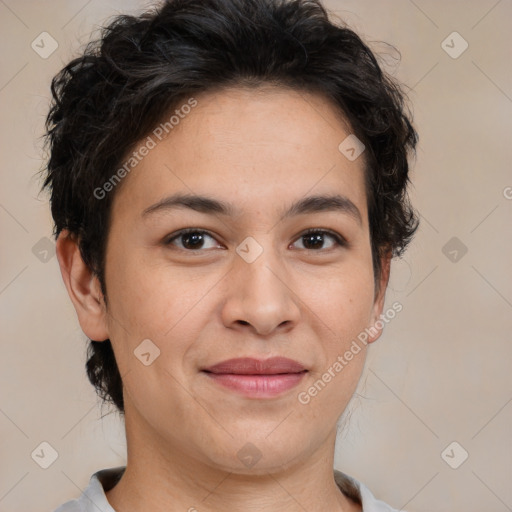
top-left (199, 431), bottom-right (310, 476)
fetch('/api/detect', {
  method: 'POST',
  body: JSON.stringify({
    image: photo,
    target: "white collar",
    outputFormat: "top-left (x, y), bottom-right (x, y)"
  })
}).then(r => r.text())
top-left (60, 466), bottom-right (404, 512)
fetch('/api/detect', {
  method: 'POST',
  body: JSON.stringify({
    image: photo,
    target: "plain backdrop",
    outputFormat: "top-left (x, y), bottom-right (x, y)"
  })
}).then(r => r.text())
top-left (0, 1), bottom-right (511, 511)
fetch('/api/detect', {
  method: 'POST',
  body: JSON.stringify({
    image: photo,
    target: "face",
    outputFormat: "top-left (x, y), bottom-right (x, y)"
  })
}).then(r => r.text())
top-left (62, 85), bottom-right (390, 474)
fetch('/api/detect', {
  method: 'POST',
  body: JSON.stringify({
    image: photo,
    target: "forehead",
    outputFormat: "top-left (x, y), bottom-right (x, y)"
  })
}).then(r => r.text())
top-left (110, 84), bottom-right (368, 221)
top-left (182, 84), bottom-right (356, 154)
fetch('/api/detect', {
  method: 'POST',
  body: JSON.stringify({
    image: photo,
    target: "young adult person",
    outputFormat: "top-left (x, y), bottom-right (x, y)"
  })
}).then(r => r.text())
top-left (42, 0), bottom-right (419, 510)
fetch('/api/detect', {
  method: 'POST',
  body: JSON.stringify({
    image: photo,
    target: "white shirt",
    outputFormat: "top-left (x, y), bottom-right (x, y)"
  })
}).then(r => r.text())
top-left (54, 466), bottom-right (406, 512)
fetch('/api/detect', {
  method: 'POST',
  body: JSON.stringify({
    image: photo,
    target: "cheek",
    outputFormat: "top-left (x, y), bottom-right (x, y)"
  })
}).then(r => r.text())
top-left (103, 252), bottom-right (216, 366)
top-left (304, 258), bottom-right (376, 335)
top-left (293, 263), bottom-right (374, 413)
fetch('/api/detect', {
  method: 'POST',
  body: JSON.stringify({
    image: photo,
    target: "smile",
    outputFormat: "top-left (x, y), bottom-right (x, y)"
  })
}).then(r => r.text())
top-left (202, 371), bottom-right (307, 398)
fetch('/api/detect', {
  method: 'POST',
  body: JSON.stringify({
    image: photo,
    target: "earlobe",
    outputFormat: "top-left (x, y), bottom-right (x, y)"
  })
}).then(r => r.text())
top-left (368, 250), bottom-right (392, 344)
top-left (56, 230), bottom-right (109, 341)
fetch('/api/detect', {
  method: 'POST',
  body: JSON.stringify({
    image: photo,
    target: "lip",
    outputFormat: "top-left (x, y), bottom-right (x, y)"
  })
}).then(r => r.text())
top-left (203, 357), bottom-right (306, 374)
top-left (201, 357), bottom-right (308, 398)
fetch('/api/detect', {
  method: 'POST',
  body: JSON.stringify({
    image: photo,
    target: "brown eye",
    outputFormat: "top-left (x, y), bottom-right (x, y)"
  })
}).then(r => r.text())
top-left (293, 229), bottom-right (346, 251)
top-left (165, 229), bottom-right (221, 251)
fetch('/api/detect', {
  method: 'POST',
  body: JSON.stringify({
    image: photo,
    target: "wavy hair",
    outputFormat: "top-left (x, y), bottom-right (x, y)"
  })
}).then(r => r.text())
top-left (42, 0), bottom-right (419, 415)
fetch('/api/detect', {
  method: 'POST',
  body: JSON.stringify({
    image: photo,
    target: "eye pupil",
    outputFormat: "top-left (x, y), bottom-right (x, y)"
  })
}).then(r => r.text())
top-left (182, 232), bottom-right (204, 249)
top-left (303, 233), bottom-right (324, 249)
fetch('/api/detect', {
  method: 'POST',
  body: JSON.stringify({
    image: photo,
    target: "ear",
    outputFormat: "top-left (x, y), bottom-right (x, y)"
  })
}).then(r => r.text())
top-left (56, 230), bottom-right (109, 341)
top-left (367, 249), bottom-right (392, 344)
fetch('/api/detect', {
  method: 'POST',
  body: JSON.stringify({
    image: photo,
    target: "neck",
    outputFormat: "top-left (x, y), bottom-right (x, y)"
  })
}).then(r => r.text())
top-left (105, 408), bottom-right (360, 512)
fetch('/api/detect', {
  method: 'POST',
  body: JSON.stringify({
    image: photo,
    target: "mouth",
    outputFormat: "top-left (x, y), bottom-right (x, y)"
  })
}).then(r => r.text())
top-left (201, 357), bottom-right (308, 398)
top-left (203, 356), bottom-right (307, 375)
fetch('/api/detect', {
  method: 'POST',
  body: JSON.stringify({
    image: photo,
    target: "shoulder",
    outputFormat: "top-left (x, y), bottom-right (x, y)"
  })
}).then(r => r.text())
top-left (334, 469), bottom-right (407, 512)
top-left (52, 499), bottom-right (84, 512)
top-left (52, 466), bottom-right (125, 512)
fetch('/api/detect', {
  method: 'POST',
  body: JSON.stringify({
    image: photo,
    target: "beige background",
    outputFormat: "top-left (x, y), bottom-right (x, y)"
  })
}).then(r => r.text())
top-left (1, 1), bottom-right (511, 511)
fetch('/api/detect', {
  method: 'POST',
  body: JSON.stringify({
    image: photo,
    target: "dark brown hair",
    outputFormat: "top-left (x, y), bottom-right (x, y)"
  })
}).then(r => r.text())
top-left (42, 0), bottom-right (419, 415)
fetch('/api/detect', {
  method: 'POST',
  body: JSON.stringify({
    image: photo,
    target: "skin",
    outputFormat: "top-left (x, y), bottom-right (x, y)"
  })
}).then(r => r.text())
top-left (56, 85), bottom-right (391, 512)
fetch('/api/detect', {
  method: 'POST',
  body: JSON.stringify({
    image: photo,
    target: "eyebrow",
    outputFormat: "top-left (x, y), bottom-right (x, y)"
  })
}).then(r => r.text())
top-left (142, 192), bottom-right (363, 225)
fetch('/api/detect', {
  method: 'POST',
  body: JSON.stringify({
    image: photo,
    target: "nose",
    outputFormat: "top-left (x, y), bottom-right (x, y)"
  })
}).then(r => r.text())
top-left (220, 245), bottom-right (301, 337)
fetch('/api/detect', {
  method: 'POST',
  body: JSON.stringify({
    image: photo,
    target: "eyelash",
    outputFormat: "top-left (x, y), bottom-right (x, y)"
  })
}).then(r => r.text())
top-left (163, 228), bottom-right (348, 252)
